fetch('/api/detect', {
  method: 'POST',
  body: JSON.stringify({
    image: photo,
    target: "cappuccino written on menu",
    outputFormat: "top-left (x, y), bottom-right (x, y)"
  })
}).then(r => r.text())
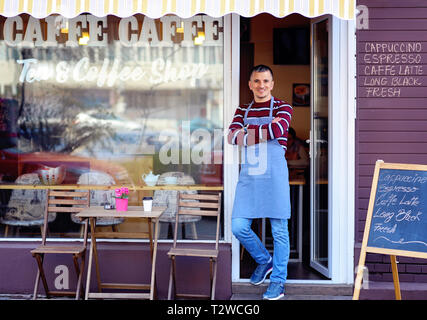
top-left (362, 42), bottom-right (424, 97)
top-left (367, 168), bottom-right (427, 252)
top-left (2, 15), bottom-right (223, 87)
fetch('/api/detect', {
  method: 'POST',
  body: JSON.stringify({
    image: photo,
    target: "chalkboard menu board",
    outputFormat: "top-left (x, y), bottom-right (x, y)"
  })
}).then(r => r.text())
top-left (354, 160), bottom-right (427, 300)
top-left (367, 167), bottom-right (427, 253)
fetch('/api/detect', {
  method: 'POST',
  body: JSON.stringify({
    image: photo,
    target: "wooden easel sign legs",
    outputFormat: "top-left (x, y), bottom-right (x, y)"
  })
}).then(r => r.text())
top-left (353, 254), bottom-right (401, 300)
top-left (353, 160), bottom-right (427, 300)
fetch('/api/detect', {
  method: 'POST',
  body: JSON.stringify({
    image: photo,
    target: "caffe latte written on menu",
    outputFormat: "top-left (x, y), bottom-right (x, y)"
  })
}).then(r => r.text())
top-left (368, 169), bottom-right (427, 252)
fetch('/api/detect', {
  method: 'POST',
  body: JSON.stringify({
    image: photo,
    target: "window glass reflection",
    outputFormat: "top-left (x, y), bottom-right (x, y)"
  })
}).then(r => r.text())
top-left (0, 14), bottom-right (224, 240)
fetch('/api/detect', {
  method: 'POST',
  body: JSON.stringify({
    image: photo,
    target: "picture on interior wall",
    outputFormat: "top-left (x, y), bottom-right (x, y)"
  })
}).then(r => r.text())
top-left (292, 83), bottom-right (310, 106)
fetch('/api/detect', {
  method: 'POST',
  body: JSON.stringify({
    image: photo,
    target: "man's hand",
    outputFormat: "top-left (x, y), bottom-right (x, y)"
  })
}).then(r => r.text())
top-left (272, 117), bottom-right (281, 123)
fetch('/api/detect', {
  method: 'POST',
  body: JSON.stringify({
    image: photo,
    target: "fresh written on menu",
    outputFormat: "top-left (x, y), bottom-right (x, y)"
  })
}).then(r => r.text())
top-left (362, 42), bottom-right (424, 97)
top-left (368, 168), bottom-right (427, 252)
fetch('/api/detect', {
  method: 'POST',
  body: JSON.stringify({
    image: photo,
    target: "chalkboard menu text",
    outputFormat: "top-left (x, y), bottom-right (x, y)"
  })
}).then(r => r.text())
top-left (368, 168), bottom-right (427, 252)
top-left (361, 42), bottom-right (424, 97)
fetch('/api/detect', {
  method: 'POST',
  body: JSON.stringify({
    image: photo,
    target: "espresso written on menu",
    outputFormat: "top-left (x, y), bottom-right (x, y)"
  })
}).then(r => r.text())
top-left (362, 42), bottom-right (423, 97)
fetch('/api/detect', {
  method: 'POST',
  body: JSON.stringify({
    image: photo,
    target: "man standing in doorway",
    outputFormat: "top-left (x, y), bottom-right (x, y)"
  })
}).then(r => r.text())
top-left (228, 65), bottom-right (293, 300)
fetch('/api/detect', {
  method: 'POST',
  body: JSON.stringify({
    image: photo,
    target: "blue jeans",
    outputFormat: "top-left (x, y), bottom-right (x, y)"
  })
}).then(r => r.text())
top-left (232, 218), bottom-right (290, 284)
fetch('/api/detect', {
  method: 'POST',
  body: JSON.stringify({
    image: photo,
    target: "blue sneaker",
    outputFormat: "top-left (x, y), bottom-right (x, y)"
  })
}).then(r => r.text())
top-left (263, 282), bottom-right (285, 300)
top-left (250, 257), bottom-right (273, 285)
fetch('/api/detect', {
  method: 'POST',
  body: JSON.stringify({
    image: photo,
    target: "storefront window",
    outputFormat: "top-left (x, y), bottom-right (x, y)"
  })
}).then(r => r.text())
top-left (0, 14), bottom-right (224, 240)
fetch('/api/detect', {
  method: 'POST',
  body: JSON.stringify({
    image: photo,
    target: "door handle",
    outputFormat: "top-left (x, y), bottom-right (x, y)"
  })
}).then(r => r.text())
top-left (307, 130), bottom-right (312, 158)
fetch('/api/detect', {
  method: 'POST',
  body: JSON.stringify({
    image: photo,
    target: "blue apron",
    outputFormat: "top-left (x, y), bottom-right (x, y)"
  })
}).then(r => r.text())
top-left (232, 97), bottom-right (291, 219)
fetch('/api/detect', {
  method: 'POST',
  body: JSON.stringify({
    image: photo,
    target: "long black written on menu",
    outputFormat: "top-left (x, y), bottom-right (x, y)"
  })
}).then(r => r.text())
top-left (367, 168), bottom-right (427, 252)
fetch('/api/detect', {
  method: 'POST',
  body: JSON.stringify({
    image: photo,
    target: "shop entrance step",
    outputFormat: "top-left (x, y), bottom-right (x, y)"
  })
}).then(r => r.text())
top-left (231, 282), bottom-right (353, 300)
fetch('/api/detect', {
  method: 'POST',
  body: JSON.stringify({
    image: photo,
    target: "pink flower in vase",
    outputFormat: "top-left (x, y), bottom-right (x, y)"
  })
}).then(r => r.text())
top-left (114, 187), bottom-right (130, 199)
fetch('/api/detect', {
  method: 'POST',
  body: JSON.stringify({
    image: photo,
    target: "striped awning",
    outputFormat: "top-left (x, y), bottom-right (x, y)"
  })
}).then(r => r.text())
top-left (0, 0), bottom-right (355, 20)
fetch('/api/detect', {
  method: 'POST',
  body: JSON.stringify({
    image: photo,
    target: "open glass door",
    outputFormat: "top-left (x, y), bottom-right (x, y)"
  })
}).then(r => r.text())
top-left (310, 16), bottom-right (331, 278)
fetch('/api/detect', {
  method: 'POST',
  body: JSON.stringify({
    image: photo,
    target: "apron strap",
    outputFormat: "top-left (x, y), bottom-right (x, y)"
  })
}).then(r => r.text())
top-left (244, 101), bottom-right (253, 124)
top-left (269, 97), bottom-right (274, 118)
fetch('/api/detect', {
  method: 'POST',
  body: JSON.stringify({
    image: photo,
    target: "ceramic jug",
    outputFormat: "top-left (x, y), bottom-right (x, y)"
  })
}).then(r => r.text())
top-left (142, 171), bottom-right (159, 186)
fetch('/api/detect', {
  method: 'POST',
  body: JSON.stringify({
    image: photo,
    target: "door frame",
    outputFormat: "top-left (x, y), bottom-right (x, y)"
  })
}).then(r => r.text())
top-left (227, 14), bottom-right (356, 285)
top-left (309, 15), bottom-right (332, 278)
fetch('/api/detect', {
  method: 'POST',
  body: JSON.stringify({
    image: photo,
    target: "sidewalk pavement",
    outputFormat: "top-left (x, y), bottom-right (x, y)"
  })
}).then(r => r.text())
top-left (0, 283), bottom-right (354, 300)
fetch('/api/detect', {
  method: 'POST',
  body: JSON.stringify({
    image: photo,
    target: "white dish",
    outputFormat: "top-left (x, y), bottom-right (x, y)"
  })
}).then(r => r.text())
top-left (164, 177), bottom-right (177, 185)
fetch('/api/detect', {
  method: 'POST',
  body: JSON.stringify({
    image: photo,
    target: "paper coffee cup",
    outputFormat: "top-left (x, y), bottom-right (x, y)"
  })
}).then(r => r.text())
top-left (143, 196), bottom-right (153, 211)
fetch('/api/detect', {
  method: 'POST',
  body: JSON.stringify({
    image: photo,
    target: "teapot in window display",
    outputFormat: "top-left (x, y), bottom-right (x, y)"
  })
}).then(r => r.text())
top-left (142, 171), bottom-right (159, 186)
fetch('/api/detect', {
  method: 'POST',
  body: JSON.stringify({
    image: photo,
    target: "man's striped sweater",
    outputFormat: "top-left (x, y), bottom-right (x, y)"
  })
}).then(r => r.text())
top-left (227, 98), bottom-right (293, 153)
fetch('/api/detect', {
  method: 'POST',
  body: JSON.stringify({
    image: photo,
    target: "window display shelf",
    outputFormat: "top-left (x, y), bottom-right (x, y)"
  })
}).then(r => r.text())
top-left (0, 184), bottom-right (224, 191)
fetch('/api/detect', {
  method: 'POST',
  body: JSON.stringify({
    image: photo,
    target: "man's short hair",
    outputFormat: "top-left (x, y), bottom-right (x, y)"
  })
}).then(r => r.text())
top-left (249, 64), bottom-right (273, 79)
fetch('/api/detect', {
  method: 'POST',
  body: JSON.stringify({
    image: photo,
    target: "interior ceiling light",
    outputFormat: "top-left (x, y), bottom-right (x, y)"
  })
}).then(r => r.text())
top-left (176, 22), bottom-right (184, 33)
top-left (78, 32), bottom-right (90, 45)
top-left (194, 31), bottom-right (205, 45)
